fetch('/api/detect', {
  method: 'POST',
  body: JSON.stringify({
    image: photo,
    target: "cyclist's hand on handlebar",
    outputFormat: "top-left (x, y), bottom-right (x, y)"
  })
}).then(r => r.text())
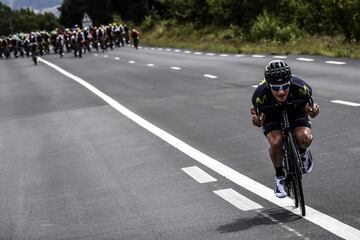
top-left (305, 103), bottom-right (320, 118)
top-left (250, 107), bottom-right (265, 127)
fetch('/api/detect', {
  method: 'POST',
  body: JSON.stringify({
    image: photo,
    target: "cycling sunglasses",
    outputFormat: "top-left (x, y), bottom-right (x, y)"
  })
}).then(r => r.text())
top-left (269, 82), bottom-right (290, 91)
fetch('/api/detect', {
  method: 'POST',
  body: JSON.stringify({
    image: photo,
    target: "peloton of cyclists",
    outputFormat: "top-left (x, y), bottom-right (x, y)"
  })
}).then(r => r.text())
top-left (0, 22), bottom-right (140, 62)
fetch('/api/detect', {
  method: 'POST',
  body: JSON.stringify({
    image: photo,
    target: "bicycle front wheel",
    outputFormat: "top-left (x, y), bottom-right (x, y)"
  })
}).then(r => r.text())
top-left (285, 140), bottom-right (299, 208)
top-left (289, 135), bottom-right (306, 216)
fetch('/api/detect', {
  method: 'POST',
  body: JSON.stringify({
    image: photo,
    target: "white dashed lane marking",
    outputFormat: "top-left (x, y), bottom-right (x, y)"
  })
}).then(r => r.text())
top-left (129, 60), bottom-right (135, 64)
top-left (331, 100), bottom-right (360, 107)
top-left (296, 58), bottom-right (314, 62)
top-left (170, 66), bottom-right (181, 70)
top-left (325, 61), bottom-right (346, 65)
top-left (214, 189), bottom-right (262, 211)
top-left (181, 166), bottom-right (217, 183)
top-left (203, 74), bottom-right (218, 79)
top-left (273, 56), bottom-right (288, 59)
top-left (147, 64), bottom-right (155, 67)
top-left (252, 55), bottom-right (265, 58)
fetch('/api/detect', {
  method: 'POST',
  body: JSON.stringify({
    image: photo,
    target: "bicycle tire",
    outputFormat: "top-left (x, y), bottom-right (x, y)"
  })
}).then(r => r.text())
top-left (286, 136), bottom-right (299, 208)
top-left (289, 134), bottom-right (306, 216)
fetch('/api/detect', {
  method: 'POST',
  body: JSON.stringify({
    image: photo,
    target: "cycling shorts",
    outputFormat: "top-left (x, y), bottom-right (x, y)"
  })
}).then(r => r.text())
top-left (262, 109), bottom-right (311, 136)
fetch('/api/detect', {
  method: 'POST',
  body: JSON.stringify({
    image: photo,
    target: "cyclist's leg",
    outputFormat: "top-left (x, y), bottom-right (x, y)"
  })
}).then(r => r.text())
top-left (266, 130), bottom-right (284, 169)
top-left (290, 111), bottom-right (313, 173)
top-left (294, 126), bottom-right (313, 151)
top-left (263, 115), bottom-right (288, 197)
top-left (289, 109), bottom-right (312, 151)
top-left (266, 130), bottom-right (288, 197)
top-left (263, 113), bottom-right (283, 169)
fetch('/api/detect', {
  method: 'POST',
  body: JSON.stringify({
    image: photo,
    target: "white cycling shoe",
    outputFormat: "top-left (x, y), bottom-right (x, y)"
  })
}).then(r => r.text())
top-left (275, 176), bottom-right (287, 198)
top-left (301, 149), bottom-right (313, 174)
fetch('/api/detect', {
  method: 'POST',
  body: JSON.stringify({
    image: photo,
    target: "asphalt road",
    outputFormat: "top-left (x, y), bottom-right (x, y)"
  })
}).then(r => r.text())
top-left (0, 46), bottom-right (359, 240)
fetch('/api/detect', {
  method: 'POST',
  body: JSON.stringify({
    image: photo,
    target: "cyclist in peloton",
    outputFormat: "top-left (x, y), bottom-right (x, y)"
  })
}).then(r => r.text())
top-left (250, 60), bottom-right (320, 198)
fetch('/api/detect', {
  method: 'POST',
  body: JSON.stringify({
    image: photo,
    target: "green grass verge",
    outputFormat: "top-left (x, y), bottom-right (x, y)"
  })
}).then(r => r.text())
top-left (140, 22), bottom-right (360, 58)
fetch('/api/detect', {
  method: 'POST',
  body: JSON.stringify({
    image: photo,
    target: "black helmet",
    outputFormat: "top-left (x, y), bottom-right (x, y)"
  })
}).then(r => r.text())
top-left (264, 60), bottom-right (292, 84)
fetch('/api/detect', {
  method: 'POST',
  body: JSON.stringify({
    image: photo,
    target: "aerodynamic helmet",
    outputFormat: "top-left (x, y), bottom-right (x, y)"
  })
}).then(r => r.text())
top-left (264, 60), bottom-right (292, 85)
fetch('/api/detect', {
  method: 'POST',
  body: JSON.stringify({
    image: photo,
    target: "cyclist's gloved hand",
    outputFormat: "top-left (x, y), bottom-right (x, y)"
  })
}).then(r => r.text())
top-left (305, 103), bottom-right (320, 118)
top-left (250, 107), bottom-right (266, 127)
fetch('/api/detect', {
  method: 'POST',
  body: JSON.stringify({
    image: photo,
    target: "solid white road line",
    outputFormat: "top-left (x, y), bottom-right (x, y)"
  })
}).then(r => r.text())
top-left (170, 66), bottom-right (181, 70)
top-left (181, 166), bottom-right (217, 183)
top-left (325, 61), bottom-right (346, 65)
top-left (39, 58), bottom-right (360, 240)
top-left (331, 100), bottom-right (360, 107)
top-left (203, 74), bottom-right (218, 79)
top-left (296, 58), bottom-right (314, 62)
top-left (214, 189), bottom-right (262, 211)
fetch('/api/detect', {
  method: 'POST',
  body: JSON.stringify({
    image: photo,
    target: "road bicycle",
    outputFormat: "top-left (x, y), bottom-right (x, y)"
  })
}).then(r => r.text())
top-left (257, 98), bottom-right (313, 216)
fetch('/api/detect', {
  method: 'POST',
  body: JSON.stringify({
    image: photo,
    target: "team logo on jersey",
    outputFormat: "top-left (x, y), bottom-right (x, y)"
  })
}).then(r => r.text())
top-left (259, 79), bottom-right (266, 85)
top-left (255, 95), bottom-right (267, 105)
top-left (299, 85), bottom-right (310, 96)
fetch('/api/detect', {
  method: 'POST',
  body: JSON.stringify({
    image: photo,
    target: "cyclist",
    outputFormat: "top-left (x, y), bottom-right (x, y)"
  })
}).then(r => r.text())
top-left (131, 28), bottom-right (140, 49)
top-left (29, 40), bottom-right (39, 65)
top-left (250, 60), bottom-right (320, 198)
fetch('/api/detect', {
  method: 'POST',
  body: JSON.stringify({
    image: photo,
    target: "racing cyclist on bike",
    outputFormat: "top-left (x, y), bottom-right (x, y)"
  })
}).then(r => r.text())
top-left (250, 60), bottom-right (320, 198)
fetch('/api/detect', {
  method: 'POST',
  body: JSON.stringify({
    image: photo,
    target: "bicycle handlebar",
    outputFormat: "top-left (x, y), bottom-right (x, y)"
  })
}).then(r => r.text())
top-left (255, 97), bottom-right (313, 116)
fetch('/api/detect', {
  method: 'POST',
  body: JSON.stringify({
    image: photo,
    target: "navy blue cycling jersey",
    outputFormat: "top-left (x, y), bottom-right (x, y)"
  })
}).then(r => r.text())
top-left (252, 76), bottom-right (312, 111)
top-left (252, 76), bottom-right (313, 135)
